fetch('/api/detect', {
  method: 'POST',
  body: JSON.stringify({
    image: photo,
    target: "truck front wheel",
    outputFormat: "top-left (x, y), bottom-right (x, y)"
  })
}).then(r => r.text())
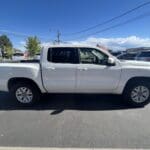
top-left (123, 81), bottom-right (150, 107)
top-left (10, 82), bottom-right (40, 106)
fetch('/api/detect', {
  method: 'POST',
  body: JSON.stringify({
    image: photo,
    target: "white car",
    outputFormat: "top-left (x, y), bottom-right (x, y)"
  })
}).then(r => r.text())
top-left (12, 53), bottom-right (24, 61)
top-left (33, 53), bottom-right (41, 60)
top-left (0, 45), bottom-right (150, 107)
top-left (135, 51), bottom-right (150, 62)
top-left (117, 52), bottom-right (138, 60)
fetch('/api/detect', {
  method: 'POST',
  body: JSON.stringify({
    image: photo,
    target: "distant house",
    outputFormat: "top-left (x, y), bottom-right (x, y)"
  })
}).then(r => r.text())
top-left (97, 44), bottom-right (109, 51)
top-left (127, 47), bottom-right (150, 53)
top-left (13, 48), bottom-right (22, 54)
top-left (12, 48), bottom-right (25, 61)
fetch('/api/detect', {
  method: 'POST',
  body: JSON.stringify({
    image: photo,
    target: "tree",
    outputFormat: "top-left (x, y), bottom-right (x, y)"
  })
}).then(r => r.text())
top-left (5, 46), bottom-right (13, 59)
top-left (25, 36), bottom-right (41, 57)
top-left (0, 35), bottom-right (13, 57)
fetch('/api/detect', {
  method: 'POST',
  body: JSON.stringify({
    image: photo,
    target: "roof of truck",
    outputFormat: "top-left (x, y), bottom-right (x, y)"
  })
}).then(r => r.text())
top-left (44, 44), bottom-right (98, 48)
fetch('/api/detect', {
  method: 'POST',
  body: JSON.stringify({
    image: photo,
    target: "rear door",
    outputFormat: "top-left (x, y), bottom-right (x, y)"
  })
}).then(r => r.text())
top-left (42, 47), bottom-right (78, 93)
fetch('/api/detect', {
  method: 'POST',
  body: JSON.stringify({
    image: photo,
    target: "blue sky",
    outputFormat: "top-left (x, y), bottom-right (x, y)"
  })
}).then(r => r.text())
top-left (0, 0), bottom-right (150, 50)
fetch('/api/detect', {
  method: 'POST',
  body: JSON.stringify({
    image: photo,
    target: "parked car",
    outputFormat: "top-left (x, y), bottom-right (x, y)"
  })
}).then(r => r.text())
top-left (12, 53), bottom-right (25, 61)
top-left (33, 53), bottom-right (41, 60)
top-left (135, 51), bottom-right (150, 62)
top-left (0, 45), bottom-right (150, 107)
top-left (110, 51), bottom-right (123, 57)
top-left (117, 52), bottom-right (138, 60)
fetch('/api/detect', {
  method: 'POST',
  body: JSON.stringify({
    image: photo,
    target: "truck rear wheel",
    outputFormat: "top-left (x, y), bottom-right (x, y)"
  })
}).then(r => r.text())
top-left (10, 82), bottom-right (40, 106)
top-left (123, 81), bottom-right (150, 107)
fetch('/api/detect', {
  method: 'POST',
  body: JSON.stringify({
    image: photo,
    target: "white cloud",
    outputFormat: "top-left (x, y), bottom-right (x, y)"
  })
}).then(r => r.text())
top-left (70, 36), bottom-right (150, 51)
top-left (42, 36), bottom-right (150, 51)
top-left (20, 41), bottom-right (26, 45)
top-left (14, 41), bottom-right (26, 51)
top-left (41, 41), bottom-right (53, 47)
top-left (19, 36), bottom-right (150, 51)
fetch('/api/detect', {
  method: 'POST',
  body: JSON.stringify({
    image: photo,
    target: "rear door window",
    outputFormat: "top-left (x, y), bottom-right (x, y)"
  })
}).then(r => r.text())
top-left (48, 47), bottom-right (79, 64)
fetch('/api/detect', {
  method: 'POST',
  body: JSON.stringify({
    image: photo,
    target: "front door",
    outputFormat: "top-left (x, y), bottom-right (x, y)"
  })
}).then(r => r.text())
top-left (76, 48), bottom-right (121, 93)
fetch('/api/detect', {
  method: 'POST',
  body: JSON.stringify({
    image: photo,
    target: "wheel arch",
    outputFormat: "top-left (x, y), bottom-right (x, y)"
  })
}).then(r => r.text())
top-left (123, 77), bottom-right (150, 93)
top-left (8, 77), bottom-right (41, 93)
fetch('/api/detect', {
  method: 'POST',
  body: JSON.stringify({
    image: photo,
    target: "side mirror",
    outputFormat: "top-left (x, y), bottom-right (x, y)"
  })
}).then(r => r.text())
top-left (107, 57), bottom-right (116, 66)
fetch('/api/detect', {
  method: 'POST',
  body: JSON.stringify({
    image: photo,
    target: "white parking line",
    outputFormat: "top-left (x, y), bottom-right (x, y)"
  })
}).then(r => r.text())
top-left (0, 148), bottom-right (145, 150)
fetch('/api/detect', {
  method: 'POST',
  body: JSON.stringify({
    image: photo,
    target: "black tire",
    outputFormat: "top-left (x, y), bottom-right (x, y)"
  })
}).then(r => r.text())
top-left (10, 82), bottom-right (40, 106)
top-left (123, 80), bottom-right (150, 107)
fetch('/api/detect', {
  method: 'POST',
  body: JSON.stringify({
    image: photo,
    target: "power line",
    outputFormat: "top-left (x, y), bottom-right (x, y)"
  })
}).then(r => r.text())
top-left (63, 1), bottom-right (150, 36)
top-left (0, 29), bottom-right (50, 40)
top-left (68, 11), bottom-right (150, 41)
top-left (0, 30), bottom-right (29, 37)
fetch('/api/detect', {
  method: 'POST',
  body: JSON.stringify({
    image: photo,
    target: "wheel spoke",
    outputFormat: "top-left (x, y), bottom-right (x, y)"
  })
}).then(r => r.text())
top-left (131, 91), bottom-right (138, 97)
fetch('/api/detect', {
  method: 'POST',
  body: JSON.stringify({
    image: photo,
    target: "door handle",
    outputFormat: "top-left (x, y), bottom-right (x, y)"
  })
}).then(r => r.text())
top-left (46, 67), bottom-right (55, 70)
top-left (78, 67), bottom-right (88, 71)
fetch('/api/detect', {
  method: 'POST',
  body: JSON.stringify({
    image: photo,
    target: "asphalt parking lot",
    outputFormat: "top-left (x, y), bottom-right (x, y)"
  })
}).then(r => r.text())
top-left (0, 92), bottom-right (150, 149)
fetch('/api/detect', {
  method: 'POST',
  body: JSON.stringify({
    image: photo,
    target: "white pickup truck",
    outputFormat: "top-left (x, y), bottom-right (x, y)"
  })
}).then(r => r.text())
top-left (0, 45), bottom-right (150, 107)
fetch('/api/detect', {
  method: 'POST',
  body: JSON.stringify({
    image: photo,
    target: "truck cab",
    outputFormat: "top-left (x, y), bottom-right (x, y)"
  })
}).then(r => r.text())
top-left (41, 46), bottom-right (121, 93)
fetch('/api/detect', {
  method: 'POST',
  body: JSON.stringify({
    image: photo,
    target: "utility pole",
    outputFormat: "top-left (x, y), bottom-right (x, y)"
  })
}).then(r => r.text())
top-left (56, 30), bottom-right (61, 44)
top-left (0, 48), bottom-right (2, 59)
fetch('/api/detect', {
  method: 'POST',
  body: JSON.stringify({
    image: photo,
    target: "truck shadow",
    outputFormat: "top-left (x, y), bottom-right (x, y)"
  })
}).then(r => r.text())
top-left (0, 92), bottom-right (140, 114)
